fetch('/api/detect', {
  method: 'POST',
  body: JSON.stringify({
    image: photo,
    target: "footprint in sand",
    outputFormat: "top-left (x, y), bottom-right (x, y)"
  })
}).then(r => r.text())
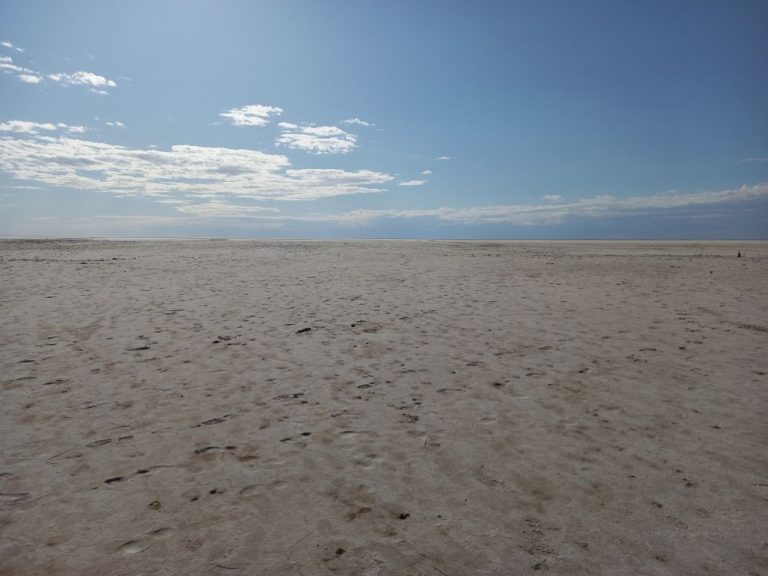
top-left (351, 320), bottom-right (382, 333)
top-left (86, 438), bottom-right (112, 448)
top-left (148, 527), bottom-right (175, 540)
top-left (117, 528), bottom-right (174, 556)
top-left (194, 445), bottom-right (237, 454)
top-left (117, 540), bottom-right (151, 555)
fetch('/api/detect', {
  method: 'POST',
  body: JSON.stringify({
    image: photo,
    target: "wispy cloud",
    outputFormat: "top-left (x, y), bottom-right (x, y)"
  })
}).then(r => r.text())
top-left (11, 182), bottom-right (765, 235)
top-left (149, 184), bottom-right (768, 229)
top-left (0, 120), bottom-right (85, 134)
top-left (0, 129), bottom-right (393, 202)
top-left (2, 51), bottom-right (117, 93)
top-left (314, 184), bottom-right (768, 225)
top-left (105, 121), bottom-right (125, 128)
top-left (543, 194), bottom-right (563, 202)
top-left (17, 73), bottom-right (43, 84)
top-left (737, 156), bottom-right (768, 164)
top-left (176, 200), bottom-right (280, 218)
top-left (276, 124), bottom-right (357, 155)
top-left (1, 41), bottom-right (24, 53)
top-left (436, 155), bottom-right (450, 160)
top-left (342, 117), bottom-right (372, 127)
top-left (220, 104), bottom-right (283, 127)
top-left (398, 179), bottom-right (426, 186)
top-left (421, 169), bottom-right (433, 175)
top-left (0, 55), bottom-right (33, 75)
top-left (47, 71), bottom-right (117, 89)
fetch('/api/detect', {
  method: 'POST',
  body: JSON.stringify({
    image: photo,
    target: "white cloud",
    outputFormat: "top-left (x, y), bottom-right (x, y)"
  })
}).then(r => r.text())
top-left (176, 200), bottom-right (280, 218)
top-left (145, 182), bottom-right (768, 226)
top-left (0, 120), bottom-right (85, 134)
top-left (65, 213), bottom-right (287, 232)
top-left (277, 122), bottom-right (298, 129)
top-left (0, 131), bottom-right (393, 202)
top-left (737, 156), bottom-right (768, 163)
top-left (0, 55), bottom-right (31, 74)
top-left (399, 179), bottom-right (427, 186)
top-left (47, 71), bottom-right (117, 88)
top-left (543, 195), bottom-right (562, 202)
top-left (17, 74), bottom-right (43, 84)
top-left (106, 121), bottom-right (125, 128)
top-left (312, 184), bottom-right (768, 225)
top-left (1, 41), bottom-right (24, 52)
top-left (9, 181), bottom-right (765, 233)
top-left (220, 104), bottom-right (283, 127)
top-left (284, 168), bottom-right (391, 188)
top-left (421, 170), bottom-right (433, 175)
top-left (342, 117), bottom-right (372, 127)
top-left (3, 56), bottom-right (118, 92)
top-left (276, 124), bottom-right (357, 155)
top-left (436, 156), bottom-right (451, 160)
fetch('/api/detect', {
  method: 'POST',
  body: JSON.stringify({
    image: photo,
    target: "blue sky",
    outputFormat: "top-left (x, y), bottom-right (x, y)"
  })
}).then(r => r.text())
top-left (1, 0), bottom-right (767, 238)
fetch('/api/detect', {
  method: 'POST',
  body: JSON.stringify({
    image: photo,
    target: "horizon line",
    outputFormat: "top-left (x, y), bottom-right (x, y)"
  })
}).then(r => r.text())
top-left (2, 236), bottom-right (768, 243)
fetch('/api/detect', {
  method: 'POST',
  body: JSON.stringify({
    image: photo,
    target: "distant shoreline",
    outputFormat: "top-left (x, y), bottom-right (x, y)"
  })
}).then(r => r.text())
top-left (2, 236), bottom-right (768, 243)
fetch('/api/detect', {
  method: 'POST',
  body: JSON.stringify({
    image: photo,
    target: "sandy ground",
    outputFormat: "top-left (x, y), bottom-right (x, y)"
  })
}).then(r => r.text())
top-left (0, 239), bottom-right (766, 576)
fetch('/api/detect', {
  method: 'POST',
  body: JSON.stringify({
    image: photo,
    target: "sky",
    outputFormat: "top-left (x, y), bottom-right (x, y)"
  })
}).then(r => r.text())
top-left (1, 0), bottom-right (767, 239)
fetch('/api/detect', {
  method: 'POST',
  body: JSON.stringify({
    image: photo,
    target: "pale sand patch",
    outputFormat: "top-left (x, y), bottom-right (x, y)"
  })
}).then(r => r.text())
top-left (0, 239), bottom-right (766, 575)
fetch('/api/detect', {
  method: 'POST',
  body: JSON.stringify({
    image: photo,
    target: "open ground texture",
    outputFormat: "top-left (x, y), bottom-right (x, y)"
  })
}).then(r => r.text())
top-left (1, 239), bottom-right (767, 576)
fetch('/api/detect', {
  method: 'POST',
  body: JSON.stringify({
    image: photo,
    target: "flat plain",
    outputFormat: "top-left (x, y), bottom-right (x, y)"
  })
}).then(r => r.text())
top-left (1, 239), bottom-right (766, 575)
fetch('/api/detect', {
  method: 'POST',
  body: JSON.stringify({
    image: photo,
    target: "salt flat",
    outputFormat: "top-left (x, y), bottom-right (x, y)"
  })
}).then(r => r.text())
top-left (1, 239), bottom-right (766, 575)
